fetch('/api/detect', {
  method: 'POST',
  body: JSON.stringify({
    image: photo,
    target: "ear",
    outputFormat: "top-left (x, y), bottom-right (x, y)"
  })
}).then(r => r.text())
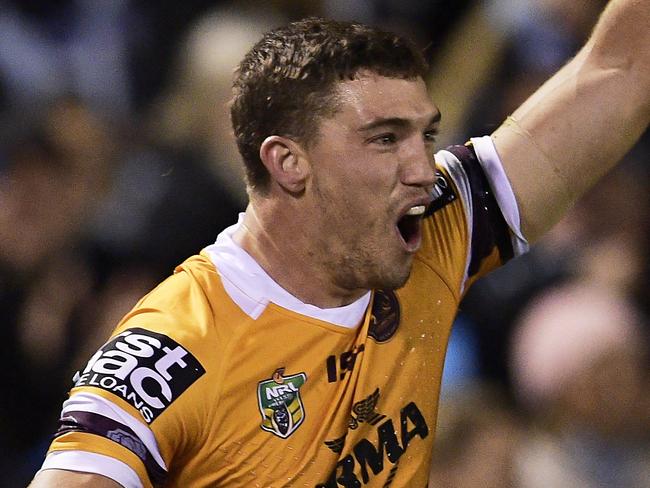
top-left (259, 135), bottom-right (309, 193)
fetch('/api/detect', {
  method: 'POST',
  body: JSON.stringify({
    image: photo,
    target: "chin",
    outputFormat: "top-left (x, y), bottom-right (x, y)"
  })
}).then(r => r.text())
top-left (383, 270), bottom-right (411, 290)
top-left (334, 244), bottom-right (413, 291)
top-left (370, 261), bottom-right (413, 291)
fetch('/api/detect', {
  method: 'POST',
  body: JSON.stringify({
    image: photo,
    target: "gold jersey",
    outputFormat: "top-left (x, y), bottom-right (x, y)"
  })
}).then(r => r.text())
top-left (42, 137), bottom-right (527, 487)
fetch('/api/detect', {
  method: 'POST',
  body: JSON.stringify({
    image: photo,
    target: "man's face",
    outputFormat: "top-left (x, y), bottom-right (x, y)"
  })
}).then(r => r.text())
top-left (303, 72), bottom-right (439, 293)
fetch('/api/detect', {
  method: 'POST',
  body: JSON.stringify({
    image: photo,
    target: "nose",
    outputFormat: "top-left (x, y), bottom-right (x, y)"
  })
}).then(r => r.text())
top-left (399, 138), bottom-right (437, 189)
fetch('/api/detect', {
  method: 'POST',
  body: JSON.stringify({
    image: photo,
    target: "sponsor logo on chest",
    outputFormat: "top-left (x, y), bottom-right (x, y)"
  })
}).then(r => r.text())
top-left (73, 328), bottom-right (205, 423)
top-left (319, 389), bottom-right (429, 487)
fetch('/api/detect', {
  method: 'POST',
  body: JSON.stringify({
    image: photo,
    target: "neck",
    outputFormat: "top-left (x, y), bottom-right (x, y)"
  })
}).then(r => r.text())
top-left (233, 203), bottom-right (367, 308)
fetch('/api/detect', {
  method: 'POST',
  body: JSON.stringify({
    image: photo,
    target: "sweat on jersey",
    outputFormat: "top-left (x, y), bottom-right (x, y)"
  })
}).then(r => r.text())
top-left (39, 136), bottom-right (527, 487)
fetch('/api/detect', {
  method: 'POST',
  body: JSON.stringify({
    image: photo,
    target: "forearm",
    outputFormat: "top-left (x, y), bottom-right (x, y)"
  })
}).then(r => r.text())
top-left (492, 0), bottom-right (650, 242)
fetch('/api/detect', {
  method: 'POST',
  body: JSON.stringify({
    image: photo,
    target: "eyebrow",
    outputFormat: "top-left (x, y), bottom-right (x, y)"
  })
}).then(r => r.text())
top-left (357, 111), bottom-right (442, 133)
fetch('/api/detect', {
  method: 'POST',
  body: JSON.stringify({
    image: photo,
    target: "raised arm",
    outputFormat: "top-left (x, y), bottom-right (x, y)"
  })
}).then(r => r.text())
top-left (491, 0), bottom-right (650, 243)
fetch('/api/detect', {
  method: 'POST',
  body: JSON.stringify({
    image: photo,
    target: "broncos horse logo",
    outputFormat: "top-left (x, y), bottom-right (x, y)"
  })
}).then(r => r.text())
top-left (349, 388), bottom-right (386, 429)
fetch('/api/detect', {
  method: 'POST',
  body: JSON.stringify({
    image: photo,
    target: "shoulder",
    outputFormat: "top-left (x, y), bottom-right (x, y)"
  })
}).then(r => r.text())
top-left (418, 137), bottom-right (528, 295)
top-left (72, 253), bottom-right (231, 422)
top-left (112, 253), bottom-right (225, 344)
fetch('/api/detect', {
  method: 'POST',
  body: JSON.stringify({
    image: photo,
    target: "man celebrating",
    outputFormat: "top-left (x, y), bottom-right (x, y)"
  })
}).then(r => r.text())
top-left (32, 0), bottom-right (649, 486)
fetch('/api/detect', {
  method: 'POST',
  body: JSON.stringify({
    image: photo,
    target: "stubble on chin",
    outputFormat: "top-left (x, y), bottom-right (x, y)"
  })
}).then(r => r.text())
top-left (374, 261), bottom-right (412, 291)
top-left (331, 248), bottom-right (413, 293)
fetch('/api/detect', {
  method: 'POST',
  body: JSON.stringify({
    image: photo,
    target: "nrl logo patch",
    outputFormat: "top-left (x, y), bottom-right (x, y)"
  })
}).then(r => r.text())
top-left (257, 368), bottom-right (307, 439)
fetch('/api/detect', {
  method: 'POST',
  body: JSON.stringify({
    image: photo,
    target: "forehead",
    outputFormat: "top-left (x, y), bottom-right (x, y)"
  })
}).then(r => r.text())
top-left (331, 73), bottom-right (437, 127)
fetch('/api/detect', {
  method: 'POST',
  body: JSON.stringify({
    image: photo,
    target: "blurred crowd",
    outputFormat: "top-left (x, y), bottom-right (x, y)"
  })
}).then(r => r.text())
top-left (0, 1), bottom-right (647, 487)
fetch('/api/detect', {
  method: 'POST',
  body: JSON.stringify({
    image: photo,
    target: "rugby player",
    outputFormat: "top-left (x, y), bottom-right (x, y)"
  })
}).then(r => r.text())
top-left (31, 0), bottom-right (649, 486)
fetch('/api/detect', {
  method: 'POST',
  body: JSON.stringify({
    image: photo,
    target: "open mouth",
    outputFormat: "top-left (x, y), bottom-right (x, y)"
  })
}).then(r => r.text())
top-left (396, 205), bottom-right (425, 252)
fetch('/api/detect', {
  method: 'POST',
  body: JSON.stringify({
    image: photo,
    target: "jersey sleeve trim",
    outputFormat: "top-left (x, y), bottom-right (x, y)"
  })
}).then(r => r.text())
top-left (61, 392), bottom-right (167, 470)
top-left (53, 392), bottom-right (167, 485)
top-left (470, 136), bottom-right (529, 256)
top-left (433, 149), bottom-right (476, 295)
top-left (437, 138), bottom-right (530, 293)
top-left (56, 411), bottom-right (167, 486)
top-left (40, 450), bottom-right (142, 488)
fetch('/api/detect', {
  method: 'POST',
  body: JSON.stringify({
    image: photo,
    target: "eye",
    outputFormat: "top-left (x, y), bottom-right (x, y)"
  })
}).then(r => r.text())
top-left (370, 133), bottom-right (397, 145)
top-left (423, 129), bottom-right (438, 144)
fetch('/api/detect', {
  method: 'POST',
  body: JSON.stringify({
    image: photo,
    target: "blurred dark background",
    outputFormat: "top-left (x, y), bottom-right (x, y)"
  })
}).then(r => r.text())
top-left (0, 1), bottom-right (648, 486)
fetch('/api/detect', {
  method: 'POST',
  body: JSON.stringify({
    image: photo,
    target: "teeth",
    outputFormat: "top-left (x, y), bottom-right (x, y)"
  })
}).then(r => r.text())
top-left (406, 205), bottom-right (425, 216)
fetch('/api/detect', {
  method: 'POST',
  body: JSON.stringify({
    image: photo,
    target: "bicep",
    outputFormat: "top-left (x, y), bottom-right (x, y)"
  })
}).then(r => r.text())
top-left (30, 469), bottom-right (123, 488)
top-left (491, 12), bottom-right (649, 243)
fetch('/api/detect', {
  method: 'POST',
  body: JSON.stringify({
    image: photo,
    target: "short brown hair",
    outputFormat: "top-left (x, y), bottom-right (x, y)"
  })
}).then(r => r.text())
top-left (230, 17), bottom-right (429, 191)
